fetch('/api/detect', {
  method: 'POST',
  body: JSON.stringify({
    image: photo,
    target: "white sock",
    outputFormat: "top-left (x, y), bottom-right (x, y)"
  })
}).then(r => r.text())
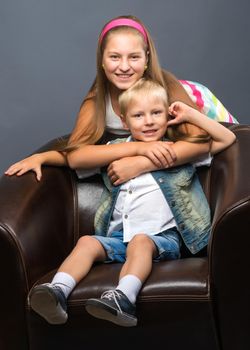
top-left (116, 274), bottom-right (142, 304)
top-left (51, 272), bottom-right (76, 299)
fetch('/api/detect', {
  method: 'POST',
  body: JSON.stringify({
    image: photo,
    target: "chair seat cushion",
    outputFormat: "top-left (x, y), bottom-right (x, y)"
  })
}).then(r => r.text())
top-left (29, 257), bottom-right (210, 317)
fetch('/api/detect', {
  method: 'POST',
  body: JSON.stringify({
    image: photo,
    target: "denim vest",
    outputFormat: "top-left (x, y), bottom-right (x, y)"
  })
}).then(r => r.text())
top-left (94, 138), bottom-right (211, 255)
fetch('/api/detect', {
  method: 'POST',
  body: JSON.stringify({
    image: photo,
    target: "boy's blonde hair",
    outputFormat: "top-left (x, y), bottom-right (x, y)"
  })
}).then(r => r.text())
top-left (119, 78), bottom-right (169, 118)
top-left (119, 79), bottom-right (210, 143)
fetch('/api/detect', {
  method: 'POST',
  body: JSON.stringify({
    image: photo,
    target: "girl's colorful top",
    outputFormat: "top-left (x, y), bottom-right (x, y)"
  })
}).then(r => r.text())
top-left (180, 80), bottom-right (238, 124)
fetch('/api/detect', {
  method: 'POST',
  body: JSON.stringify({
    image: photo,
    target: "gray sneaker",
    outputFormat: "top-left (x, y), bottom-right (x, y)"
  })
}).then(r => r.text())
top-left (29, 283), bottom-right (68, 324)
top-left (85, 289), bottom-right (137, 327)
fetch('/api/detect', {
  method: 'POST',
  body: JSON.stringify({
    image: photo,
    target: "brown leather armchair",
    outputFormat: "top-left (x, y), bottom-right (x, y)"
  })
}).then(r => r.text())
top-left (0, 123), bottom-right (249, 350)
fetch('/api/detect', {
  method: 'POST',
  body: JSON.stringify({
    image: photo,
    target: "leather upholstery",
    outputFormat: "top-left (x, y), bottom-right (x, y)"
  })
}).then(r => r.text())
top-left (0, 123), bottom-right (249, 350)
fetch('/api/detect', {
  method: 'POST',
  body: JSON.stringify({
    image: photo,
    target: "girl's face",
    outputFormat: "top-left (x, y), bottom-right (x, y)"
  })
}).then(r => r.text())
top-left (102, 31), bottom-right (148, 92)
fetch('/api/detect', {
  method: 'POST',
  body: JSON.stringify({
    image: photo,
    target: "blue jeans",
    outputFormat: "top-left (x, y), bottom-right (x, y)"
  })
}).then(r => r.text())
top-left (93, 227), bottom-right (181, 263)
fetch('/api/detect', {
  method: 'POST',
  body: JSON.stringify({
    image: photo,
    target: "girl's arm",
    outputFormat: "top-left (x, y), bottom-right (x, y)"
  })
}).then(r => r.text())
top-left (5, 151), bottom-right (67, 181)
top-left (107, 141), bottom-right (210, 185)
top-left (168, 101), bottom-right (236, 155)
top-left (68, 133), bottom-right (210, 184)
top-left (107, 101), bottom-right (235, 186)
top-left (67, 140), bottom-right (177, 170)
top-left (67, 96), bottom-right (210, 170)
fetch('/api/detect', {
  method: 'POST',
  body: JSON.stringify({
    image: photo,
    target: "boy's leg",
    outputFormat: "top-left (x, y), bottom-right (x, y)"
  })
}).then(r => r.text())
top-left (119, 233), bottom-right (157, 283)
top-left (116, 233), bottom-right (157, 303)
top-left (57, 235), bottom-right (107, 283)
top-left (85, 234), bottom-right (156, 326)
top-left (121, 227), bottom-right (181, 280)
top-left (29, 235), bottom-right (106, 324)
top-left (116, 229), bottom-right (180, 304)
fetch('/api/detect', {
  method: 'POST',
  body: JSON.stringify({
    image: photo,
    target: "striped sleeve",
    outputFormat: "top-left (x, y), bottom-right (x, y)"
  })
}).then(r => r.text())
top-left (180, 80), bottom-right (238, 123)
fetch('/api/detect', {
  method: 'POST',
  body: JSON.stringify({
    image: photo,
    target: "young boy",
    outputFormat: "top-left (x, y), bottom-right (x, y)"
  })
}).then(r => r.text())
top-left (29, 79), bottom-right (236, 327)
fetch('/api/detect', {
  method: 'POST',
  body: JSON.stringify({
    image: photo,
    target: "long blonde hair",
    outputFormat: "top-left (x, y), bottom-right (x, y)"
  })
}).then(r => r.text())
top-left (64, 15), bottom-right (209, 152)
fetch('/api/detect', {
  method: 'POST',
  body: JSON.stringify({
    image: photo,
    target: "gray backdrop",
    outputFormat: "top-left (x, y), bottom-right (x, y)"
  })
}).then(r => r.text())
top-left (1, 0), bottom-right (249, 175)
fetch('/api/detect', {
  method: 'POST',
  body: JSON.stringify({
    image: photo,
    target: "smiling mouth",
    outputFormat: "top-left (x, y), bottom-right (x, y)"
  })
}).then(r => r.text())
top-left (143, 129), bottom-right (157, 135)
top-left (115, 74), bottom-right (133, 79)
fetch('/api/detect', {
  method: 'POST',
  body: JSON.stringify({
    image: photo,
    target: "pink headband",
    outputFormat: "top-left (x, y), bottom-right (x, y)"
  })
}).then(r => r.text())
top-left (100, 18), bottom-right (148, 44)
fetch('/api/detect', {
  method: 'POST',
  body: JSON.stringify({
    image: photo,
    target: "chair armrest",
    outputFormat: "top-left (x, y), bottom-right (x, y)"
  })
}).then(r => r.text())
top-left (0, 165), bottom-right (78, 349)
top-left (208, 124), bottom-right (250, 267)
top-left (0, 166), bottom-right (78, 289)
top-left (207, 124), bottom-right (250, 350)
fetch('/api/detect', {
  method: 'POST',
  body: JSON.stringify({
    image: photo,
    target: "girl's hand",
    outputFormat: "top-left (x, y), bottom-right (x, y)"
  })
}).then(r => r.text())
top-left (137, 141), bottom-right (176, 168)
top-left (168, 101), bottom-right (193, 126)
top-left (5, 154), bottom-right (43, 181)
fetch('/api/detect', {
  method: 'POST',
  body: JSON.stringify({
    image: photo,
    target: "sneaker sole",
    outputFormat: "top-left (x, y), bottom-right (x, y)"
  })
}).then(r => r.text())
top-left (29, 286), bottom-right (68, 325)
top-left (85, 299), bottom-right (137, 327)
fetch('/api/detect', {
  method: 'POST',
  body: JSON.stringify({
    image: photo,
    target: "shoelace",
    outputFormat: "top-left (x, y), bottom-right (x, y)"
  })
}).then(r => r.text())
top-left (101, 290), bottom-right (123, 313)
top-left (42, 283), bottom-right (63, 293)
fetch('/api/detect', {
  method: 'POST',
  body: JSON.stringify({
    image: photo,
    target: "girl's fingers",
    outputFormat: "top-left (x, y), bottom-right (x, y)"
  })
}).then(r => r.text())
top-left (5, 165), bottom-right (17, 175)
top-left (35, 167), bottom-right (42, 181)
top-left (16, 169), bottom-right (27, 176)
top-left (163, 144), bottom-right (177, 161)
top-left (148, 150), bottom-right (167, 168)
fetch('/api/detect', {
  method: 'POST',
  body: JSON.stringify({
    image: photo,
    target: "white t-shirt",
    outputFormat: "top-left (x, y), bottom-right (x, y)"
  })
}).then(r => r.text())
top-left (105, 94), bottom-right (129, 136)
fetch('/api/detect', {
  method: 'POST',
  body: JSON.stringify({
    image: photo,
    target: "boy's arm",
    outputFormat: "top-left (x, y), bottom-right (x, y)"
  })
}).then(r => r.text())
top-left (168, 101), bottom-right (236, 155)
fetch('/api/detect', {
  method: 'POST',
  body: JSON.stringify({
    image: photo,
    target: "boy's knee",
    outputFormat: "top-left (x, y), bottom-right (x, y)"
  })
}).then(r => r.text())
top-left (77, 235), bottom-right (105, 259)
top-left (130, 233), bottom-right (153, 249)
top-left (77, 235), bottom-right (96, 248)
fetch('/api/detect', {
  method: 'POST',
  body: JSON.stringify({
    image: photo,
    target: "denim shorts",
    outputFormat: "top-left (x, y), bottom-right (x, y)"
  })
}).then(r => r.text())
top-left (93, 227), bottom-right (181, 263)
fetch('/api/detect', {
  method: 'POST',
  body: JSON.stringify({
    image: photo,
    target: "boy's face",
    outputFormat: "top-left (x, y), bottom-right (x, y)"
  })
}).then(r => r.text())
top-left (121, 95), bottom-right (168, 142)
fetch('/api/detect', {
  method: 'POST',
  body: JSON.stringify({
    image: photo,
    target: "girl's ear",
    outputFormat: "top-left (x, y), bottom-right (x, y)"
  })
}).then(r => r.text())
top-left (120, 115), bottom-right (129, 130)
